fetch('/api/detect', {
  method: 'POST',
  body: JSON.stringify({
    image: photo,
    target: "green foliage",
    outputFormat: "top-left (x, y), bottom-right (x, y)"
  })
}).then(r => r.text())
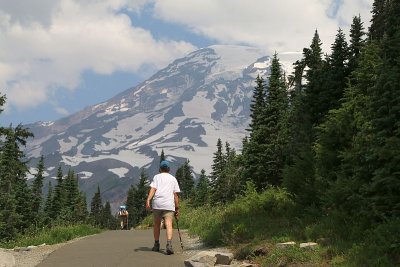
top-left (348, 219), bottom-right (400, 266)
top-left (191, 169), bottom-right (209, 207)
top-left (90, 185), bottom-right (103, 226)
top-left (0, 225), bottom-right (101, 249)
top-left (126, 168), bottom-right (150, 227)
top-left (260, 245), bottom-right (322, 267)
top-left (175, 160), bottom-right (194, 200)
top-left (179, 183), bottom-right (295, 246)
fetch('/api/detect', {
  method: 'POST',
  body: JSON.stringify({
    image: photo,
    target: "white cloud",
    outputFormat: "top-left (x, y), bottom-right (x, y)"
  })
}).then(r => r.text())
top-left (0, 0), bottom-right (373, 114)
top-left (0, 0), bottom-right (196, 110)
top-left (54, 106), bottom-right (69, 116)
top-left (151, 0), bottom-right (372, 54)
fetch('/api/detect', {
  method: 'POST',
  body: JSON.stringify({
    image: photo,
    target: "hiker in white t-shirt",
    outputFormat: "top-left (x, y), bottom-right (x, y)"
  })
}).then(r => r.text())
top-left (146, 160), bottom-right (180, 255)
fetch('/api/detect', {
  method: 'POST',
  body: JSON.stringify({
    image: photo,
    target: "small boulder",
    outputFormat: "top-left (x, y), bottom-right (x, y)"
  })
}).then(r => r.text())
top-left (253, 246), bottom-right (268, 256)
top-left (215, 252), bottom-right (234, 265)
top-left (276, 242), bottom-right (296, 249)
top-left (299, 242), bottom-right (318, 250)
top-left (184, 251), bottom-right (217, 267)
top-left (13, 247), bottom-right (31, 252)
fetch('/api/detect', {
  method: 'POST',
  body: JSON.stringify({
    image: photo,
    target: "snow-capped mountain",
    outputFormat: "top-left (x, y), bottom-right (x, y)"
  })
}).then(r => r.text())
top-left (25, 45), bottom-right (296, 209)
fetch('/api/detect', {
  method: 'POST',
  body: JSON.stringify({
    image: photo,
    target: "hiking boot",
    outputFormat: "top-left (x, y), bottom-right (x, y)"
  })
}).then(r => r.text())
top-left (166, 243), bottom-right (174, 255)
top-left (152, 242), bottom-right (160, 252)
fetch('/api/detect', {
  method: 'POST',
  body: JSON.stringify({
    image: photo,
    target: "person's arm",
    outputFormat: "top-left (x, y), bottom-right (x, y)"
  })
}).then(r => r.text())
top-left (146, 187), bottom-right (157, 211)
top-left (174, 192), bottom-right (180, 218)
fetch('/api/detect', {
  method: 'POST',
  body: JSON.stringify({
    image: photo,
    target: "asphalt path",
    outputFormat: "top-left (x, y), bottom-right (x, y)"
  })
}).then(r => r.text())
top-left (37, 229), bottom-right (187, 267)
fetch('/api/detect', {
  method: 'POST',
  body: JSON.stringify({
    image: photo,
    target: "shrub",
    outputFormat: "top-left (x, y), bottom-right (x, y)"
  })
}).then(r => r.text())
top-left (348, 219), bottom-right (400, 266)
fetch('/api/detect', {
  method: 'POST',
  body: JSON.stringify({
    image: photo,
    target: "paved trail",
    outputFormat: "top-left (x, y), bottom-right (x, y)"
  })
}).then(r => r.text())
top-left (37, 229), bottom-right (187, 267)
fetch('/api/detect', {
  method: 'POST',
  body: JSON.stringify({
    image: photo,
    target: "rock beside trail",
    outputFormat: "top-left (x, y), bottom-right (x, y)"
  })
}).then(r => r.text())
top-left (300, 242), bottom-right (318, 249)
top-left (184, 251), bottom-right (259, 267)
top-left (275, 241), bottom-right (296, 249)
top-left (0, 250), bottom-right (16, 267)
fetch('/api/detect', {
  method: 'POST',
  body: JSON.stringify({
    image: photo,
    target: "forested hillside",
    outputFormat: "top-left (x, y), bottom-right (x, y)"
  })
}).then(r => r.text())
top-left (175, 0), bottom-right (400, 265)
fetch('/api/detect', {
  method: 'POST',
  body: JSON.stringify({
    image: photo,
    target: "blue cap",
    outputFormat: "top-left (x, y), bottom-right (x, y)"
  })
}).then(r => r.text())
top-left (160, 160), bottom-right (170, 168)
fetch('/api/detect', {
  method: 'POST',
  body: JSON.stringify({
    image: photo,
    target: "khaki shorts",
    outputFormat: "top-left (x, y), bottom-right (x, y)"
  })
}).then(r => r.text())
top-left (153, 209), bottom-right (174, 219)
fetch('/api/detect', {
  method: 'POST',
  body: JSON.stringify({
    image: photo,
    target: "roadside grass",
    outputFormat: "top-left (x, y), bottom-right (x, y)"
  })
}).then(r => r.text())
top-left (0, 224), bottom-right (102, 249)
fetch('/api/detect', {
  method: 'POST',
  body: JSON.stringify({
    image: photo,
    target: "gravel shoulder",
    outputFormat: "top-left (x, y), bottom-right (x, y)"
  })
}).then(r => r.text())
top-left (8, 235), bottom-right (93, 267)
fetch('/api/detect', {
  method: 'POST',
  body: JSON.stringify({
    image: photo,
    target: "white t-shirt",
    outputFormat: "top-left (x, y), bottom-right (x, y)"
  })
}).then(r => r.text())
top-left (150, 172), bottom-right (181, 211)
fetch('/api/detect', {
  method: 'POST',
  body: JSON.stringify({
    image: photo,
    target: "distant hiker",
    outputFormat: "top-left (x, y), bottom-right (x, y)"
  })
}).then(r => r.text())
top-left (146, 160), bottom-right (180, 255)
top-left (118, 205), bottom-right (129, 230)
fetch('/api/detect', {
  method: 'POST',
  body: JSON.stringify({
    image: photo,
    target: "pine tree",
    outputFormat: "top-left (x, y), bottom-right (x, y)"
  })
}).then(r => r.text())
top-left (90, 186), bottom-right (103, 226)
top-left (348, 15), bottom-right (366, 74)
top-left (218, 144), bottom-right (243, 202)
top-left (63, 169), bottom-right (79, 219)
top-left (160, 149), bottom-right (165, 163)
top-left (132, 169), bottom-right (150, 225)
top-left (51, 166), bottom-right (65, 219)
top-left (74, 192), bottom-right (88, 223)
top-left (282, 33), bottom-right (321, 205)
top-left (303, 29), bottom-right (324, 127)
top-left (31, 156), bottom-right (45, 219)
top-left (44, 181), bottom-right (54, 223)
top-left (125, 185), bottom-right (137, 227)
top-left (247, 75), bottom-right (267, 133)
top-left (0, 124), bottom-right (33, 239)
top-left (176, 160), bottom-right (194, 200)
top-left (210, 138), bottom-right (225, 193)
top-left (366, 0), bottom-right (400, 219)
top-left (192, 169), bottom-right (209, 207)
top-left (369, 0), bottom-right (387, 41)
top-left (260, 53), bottom-right (289, 187)
top-left (100, 201), bottom-right (116, 229)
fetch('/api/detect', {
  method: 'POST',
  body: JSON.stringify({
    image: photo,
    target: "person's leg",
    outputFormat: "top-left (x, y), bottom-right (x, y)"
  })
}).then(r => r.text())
top-left (152, 210), bottom-right (162, 251)
top-left (164, 214), bottom-right (173, 240)
top-left (163, 211), bottom-right (175, 254)
top-left (120, 218), bottom-right (124, 230)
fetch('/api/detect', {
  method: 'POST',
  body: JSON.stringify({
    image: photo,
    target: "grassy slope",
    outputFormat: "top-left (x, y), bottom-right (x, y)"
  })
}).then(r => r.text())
top-left (141, 184), bottom-right (399, 266)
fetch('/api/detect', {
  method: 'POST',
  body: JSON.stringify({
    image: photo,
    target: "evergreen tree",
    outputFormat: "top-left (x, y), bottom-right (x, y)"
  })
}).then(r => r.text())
top-left (349, 15), bottom-right (366, 73)
top-left (192, 169), bottom-right (209, 207)
top-left (247, 75), bottom-right (267, 133)
top-left (176, 160), bottom-right (194, 200)
top-left (31, 156), bottom-right (45, 219)
top-left (303, 29), bottom-right (324, 127)
top-left (369, 0), bottom-right (387, 41)
top-left (160, 149), bottom-right (165, 163)
top-left (283, 32), bottom-right (321, 205)
top-left (366, 0), bottom-right (400, 219)
top-left (63, 169), bottom-right (79, 219)
top-left (0, 124), bottom-right (33, 239)
top-left (90, 186), bottom-right (103, 226)
top-left (43, 181), bottom-right (53, 223)
top-left (210, 138), bottom-right (225, 192)
top-left (125, 185), bottom-right (137, 227)
top-left (242, 76), bottom-right (268, 187)
top-left (260, 53), bottom-right (289, 187)
top-left (218, 145), bottom-right (243, 202)
top-left (132, 169), bottom-right (150, 225)
top-left (51, 166), bottom-right (65, 219)
top-left (74, 192), bottom-right (88, 223)
top-left (100, 201), bottom-right (116, 229)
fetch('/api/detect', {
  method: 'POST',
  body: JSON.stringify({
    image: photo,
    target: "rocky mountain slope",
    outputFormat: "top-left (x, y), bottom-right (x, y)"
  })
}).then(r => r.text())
top-left (25, 45), bottom-right (295, 209)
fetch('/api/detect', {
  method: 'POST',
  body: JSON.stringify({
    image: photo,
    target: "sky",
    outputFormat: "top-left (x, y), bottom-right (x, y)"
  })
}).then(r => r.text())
top-left (0, 0), bottom-right (373, 126)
